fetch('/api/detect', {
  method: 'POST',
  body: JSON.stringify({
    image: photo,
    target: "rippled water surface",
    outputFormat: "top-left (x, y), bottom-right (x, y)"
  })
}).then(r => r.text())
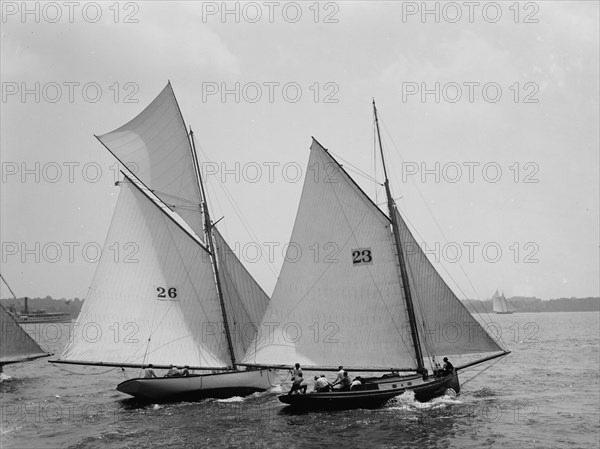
top-left (2, 312), bottom-right (598, 448)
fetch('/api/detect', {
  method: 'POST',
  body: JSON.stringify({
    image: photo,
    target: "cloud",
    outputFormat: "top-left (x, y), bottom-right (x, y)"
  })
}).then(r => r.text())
top-left (1, 3), bottom-right (241, 83)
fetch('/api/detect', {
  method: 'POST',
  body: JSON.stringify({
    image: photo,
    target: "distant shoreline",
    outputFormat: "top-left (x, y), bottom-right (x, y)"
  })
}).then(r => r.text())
top-left (461, 296), bottom-right (599, 314)
top-left (472, 310), bottom-right (600, 314)
top-left (2, 296), bottom-right (598, 316)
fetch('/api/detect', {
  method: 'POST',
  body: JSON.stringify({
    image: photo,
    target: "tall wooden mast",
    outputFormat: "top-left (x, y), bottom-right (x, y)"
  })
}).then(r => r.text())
top-left (372, 100), bottom-right (425, 374)
top-left (189, 128), bottom-right (237, 369)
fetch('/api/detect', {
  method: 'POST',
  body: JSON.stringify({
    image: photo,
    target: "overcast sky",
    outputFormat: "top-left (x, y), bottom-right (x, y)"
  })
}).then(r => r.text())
top-left (1, 1), bottom-right (598, 301)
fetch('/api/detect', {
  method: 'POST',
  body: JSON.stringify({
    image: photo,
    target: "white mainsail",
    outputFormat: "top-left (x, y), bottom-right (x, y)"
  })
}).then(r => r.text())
top-left (213, 228), bottom-right (270, 362)
top-left (242, 139), bottom-right (419, 370)
top-left (0, 303), bottom-right (49, 365)
top-left (394, 209), bottom-right (504, 356)
top-left (242, 137), bottom-right (505, 371)
top-left (59, 179), bottom-right (231, 369)
top-left (96, 82), bottom-right (204, 239)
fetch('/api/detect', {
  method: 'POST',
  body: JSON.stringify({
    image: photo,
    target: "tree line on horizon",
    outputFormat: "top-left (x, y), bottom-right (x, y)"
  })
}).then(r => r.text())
top-left (1, 295), bottom-right (598, 317)
top-left (0, 296), bottom-right (84, 318)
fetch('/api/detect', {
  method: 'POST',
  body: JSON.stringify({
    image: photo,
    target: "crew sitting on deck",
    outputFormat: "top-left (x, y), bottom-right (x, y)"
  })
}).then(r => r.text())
top-left (334, 371), bottom-right (352, 391)
top-left (442, 357), bottom-right (455, 375)
top-left (333, 366), bottom-right (344, 386)
top-left (181, 366), bottom-right (190, 376)
top-left (287, 363), bottom-right (308, 394)
top-left (350, 376), bottom-right (363, 391)
top-left (144, 364), bottom-right (156, 378)
top-left (288, 376), bottom-right (308, 395)
top-left (166, 364), bottom-right (180, 377)
top-left (292, 363), bottom-right (302, 378)
top-left (313, 375), bottom-right (333, 393)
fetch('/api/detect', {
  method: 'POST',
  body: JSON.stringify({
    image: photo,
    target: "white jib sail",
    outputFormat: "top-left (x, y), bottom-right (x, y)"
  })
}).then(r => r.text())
top-left (59, 180), bottom-right (231, 369)
top-left (96, 83), bottom-right (204, 239)
top-left (0, 303), bottom-right (48, 364)
top-left (242, 139), bottom-right (418, 370)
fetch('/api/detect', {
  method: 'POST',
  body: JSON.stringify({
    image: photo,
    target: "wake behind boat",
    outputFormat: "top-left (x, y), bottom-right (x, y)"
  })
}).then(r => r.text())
top-left (51, 83), bottom-right (272, 400)
top-left (240, 100), bottom-right (509, 410)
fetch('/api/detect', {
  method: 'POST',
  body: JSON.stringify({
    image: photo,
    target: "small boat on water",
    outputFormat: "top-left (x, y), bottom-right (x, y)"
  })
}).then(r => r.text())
top-left (5, 296), bottom-right (71, 323)
top-left (492, 290), bottom-right (516, 314)
top-left (240, 101), bottom-right (510, 410)
top-left (52, 83), bottom-right (272, 400)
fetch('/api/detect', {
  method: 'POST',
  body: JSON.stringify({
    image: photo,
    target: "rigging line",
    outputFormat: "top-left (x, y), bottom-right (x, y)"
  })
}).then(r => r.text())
top-left (209, 180), bottom-right (278, 282)
top-left (150, 190), bottom-right (201, 206)
top-left (329, 151), bottom-right (380, 184)
top-left (116, 181), bottom-right (211, 367)
top-left (170, 205), bottom-right (203, 212)
top-left (215, 256), bottom-right (253, 338)
top-left (323, 161), bottom-right (415, 359)
top-left (373, 112), bottom-right (502, 356)
top-left (376, 114), bottom-right (502, 346)
top-left (129, 208), bottom-right (227, 368)
top-left (459, 356), bottom-right (503, 387)
top-left (340, 164), bottom-right (381, 185)
top-left (377, 116), bottom-right (480, 299)
top-left (325, 147), bottom-right (416, 358)
top-left (404, 245), bottom-right (439, 370)
top-left (392, 211), bottom-right (441, 365)
top-left (372, 117), bottom-right (377, 204)
top-left (216, 248), bottom-right (259, 335)
top-left (275, 161), bottom-right (382, 317)
top-left (272, 152), bottom-right (382, 314)
top-left (406, 197), bottom-right (498, 332)
top-left (158, 215), bottom-right (229, 365)
top-left (196, 146), bottom-right (279, 280)
top-left (400, 212), bottom-right (507, 349)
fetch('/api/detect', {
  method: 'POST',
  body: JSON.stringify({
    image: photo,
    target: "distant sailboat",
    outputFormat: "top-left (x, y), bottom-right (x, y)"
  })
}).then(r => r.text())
top-left (240, 101), bottom-right (510, 409)
top-left (52, 83), bottom-right (273, 400)
top-left (492, 290), bottom-right (516, 314)
top-left (0, 275), bottom-right (50, 375)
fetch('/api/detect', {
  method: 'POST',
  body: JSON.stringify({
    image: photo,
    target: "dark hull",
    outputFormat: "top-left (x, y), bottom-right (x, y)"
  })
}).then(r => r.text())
top-left (279, 372), bottom-right (460, 410)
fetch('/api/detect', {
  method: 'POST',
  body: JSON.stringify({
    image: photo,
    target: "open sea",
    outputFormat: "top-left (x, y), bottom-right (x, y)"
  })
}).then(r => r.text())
top-left (1, 312), bottom-right (598, 449)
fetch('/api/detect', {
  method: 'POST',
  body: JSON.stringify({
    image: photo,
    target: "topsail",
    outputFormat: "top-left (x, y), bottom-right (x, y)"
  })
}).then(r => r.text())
top-left (96, 82), bottom-right (204, 239)
top-left (57, 83), bottom-right (270, 375)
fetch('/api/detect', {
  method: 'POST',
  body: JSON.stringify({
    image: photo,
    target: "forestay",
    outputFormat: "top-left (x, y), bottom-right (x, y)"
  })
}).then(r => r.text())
top-left (393, 209), bottom-right (504, 357)
top-left (213, 228), bottom-right (270, 362)
top-left (96, 82), bottom-right (204, 239)
top-left (242, 139), bottom-right (418, 370)
top-left (59, 180), bottom-right (230, 369)
top-left (0, 303), bottom-right (49, 364)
